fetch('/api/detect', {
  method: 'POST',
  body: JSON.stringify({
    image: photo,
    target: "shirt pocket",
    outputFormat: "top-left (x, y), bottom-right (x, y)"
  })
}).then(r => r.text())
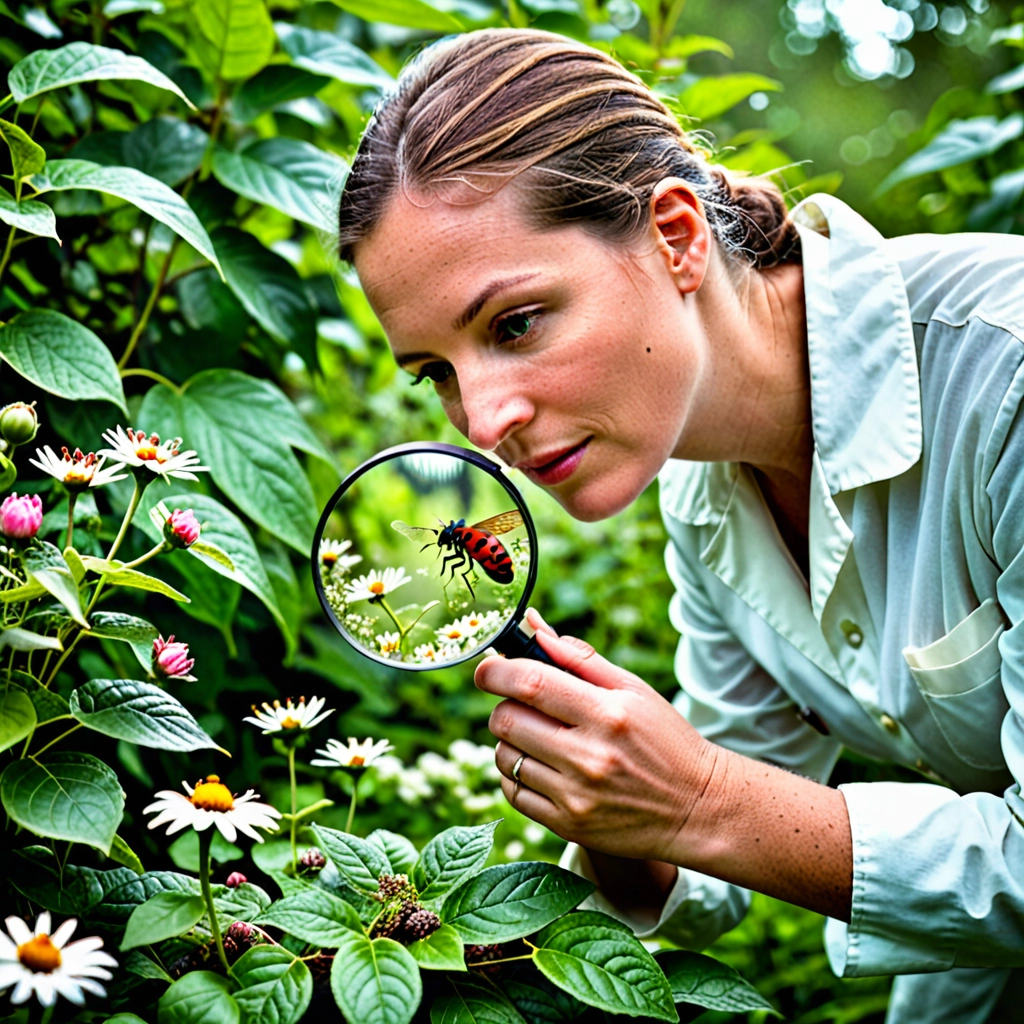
top-left (902, 598), bottom-right (1010, 772)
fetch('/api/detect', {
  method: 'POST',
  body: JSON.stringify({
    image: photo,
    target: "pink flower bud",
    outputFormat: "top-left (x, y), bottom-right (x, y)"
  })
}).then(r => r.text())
top-left (0, 493), bottom-right (42, 539)
top-left (225, 872), bottom-right (247, 888)
top-left (153, 634), bottom-right (196, 680)
top-left (164, 508), bottom-right (201, 549)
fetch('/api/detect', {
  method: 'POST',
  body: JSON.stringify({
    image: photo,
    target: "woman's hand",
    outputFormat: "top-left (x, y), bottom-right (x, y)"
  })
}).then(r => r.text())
top-left (474, 609), bottom-right (719, 863)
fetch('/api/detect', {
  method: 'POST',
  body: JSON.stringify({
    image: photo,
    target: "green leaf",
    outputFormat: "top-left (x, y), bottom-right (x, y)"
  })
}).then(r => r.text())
top-left (679, 73), bottom-right (782, 122)
top-left (256, 888), bottom-right (363, 946)
top-left (327, 0), bottom-right (462, 32)
top-left (72, 118), bottom-right (209, 187)
top-left (665, 34), bottom-right (734, 60)
top-left (431, 977), bottom-right (527, 1024)
top-left (408, 923), bottom-right (465, 971)
top-left (0, 627), bottom-right (62, 652)
top-left (190, 539), bottom-right (234, 570)
top-left (91, 869), bottom-right (202, 925)
top-left (138, 369), bottom-right (328, 554)
top-left (275, 22), bottom-right (392, 89)
top-left (367, 829), bottom-right (419, 875)
top-left (22, 540), bottom-right (88, 626)
top-left (330, 932), bottom-right (423, 1024)
top-left (107, 1015), bottom-right (152, 1024)
top-left (124, 948), bottom-right (173, 982)
top-left (986, 62), bottom-right (1024, 95)
top-left (211, 226), bottom-right (317, 364)
top-left (656, 950), bottom-right (778, 1015)
top-left (158, 971), bottom-right (240, 1024)
top-left (29, 160), bottom-right (222, 274)
top-left (196, 0), bottom-right (275, 81)
top-left (213, 138), bottom-right (346, 232)
top-left (86, 610), bottom-right (158, 672)
top-left (110, 833), bottom-right (145, 874)
top-left (70, 678), bottom-right (223, 752)
top-left (121, 890), bottom-right (207, 950)
top-left (0, 309), bottom-right (126, 413)
top-left (0, 185), bottom-right (59, 243)
top-left (81, 556), bottom-right (191, 602)
top-left (8, 41), bottom-right (197, 109)
top-left (504, 978), bottom-right (586, 1024)
top-left (414, 821), bottom-right (499, 902)
top-left (213, 881), bottom-right (273, 924)
top-left (0, 578), bottom-right (46, 603)
top-left (0, 117), bottom-right (45, 193)
top-left (234, 946), bottom-right (313, 1024)
top-left (876, 114), bottom-right (1024, 195)
top-left (313, 823), bottom-right (389, 891)
top-left (533, 912), bottom-right (677, 1021)
top-left (0, 687), bottom-right (36, 753)
top-left (9, 670), bottom-right (69, 726)
top-left (10, 847), bottom-right (139, 917)
top-left (442, 863), bottom-right (594, 944)
top-left (0, 752), bottom-right (124, 854)
top-left (233, 65), bottom-right (331, 123)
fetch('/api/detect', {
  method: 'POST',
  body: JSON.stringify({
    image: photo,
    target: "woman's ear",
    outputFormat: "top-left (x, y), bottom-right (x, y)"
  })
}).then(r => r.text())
top-left (649, 178), bottom-right (711, 295)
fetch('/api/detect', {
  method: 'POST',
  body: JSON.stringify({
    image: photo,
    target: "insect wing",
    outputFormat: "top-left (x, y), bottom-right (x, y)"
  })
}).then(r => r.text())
top-left (471, 510), bottom-right (523, 536)
top-left (391, 520), bottom-right (436, 540)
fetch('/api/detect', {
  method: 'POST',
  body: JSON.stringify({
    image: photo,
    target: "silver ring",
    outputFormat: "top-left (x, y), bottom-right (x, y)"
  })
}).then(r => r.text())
top-left (511, 753), bottom-right (527, 782)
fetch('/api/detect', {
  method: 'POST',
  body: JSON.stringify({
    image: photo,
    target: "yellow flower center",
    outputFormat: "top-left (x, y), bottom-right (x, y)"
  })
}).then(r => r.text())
top-left (369, 581), bottom-right (385, 595)
top-left (468, 618), bottom-right (481, 628)
top-left (280, 715), bottom-right (301, 729)
top-left (322, 552), bottom-right (338, 566)
top-left (350, 755), bottom-right (366, 767)
top-left (191, 775), bottom-right (234, 812)
top-left (18, 934), bottom-right (61, 973)
top-left (446, 629), bottom-right (462, 640)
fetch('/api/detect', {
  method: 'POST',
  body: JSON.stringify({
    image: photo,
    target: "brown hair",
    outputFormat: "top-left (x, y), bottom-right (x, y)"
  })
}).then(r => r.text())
top-left (337, 28), bottom-right (800, 270)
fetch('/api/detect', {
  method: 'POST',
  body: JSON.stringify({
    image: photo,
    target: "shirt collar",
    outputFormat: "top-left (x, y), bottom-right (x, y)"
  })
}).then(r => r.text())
top-left (662, 193), bottom-right (923, 526)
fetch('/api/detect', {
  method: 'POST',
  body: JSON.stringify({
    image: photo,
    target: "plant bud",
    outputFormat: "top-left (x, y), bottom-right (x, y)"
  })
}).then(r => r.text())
top-left (164, 507), bottom-right (201, 549)
top-left (300, 847), bottom-right (326, 873)
top-left (225, 871), bottom-right (247, 888)
top-left (0, 402), bottom-right (38, 446)
top-left (153, 634), bottom-right (196, 681)
top-left (0, 492), bottom-right (42, 539)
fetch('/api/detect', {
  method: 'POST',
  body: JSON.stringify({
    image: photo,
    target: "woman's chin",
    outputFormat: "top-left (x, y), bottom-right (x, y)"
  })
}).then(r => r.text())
top-left (550, 473), bottom-right (648, 523)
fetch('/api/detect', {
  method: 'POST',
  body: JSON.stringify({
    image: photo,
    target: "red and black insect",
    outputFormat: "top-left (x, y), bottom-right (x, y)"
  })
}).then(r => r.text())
top-left (392, 511), bottom-right (523, 599)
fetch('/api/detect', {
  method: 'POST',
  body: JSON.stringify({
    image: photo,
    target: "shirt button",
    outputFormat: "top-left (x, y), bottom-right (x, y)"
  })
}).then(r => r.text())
top-left (880, 714), bottom-right (899, 734)
top-left (840, 619), bottom-right (863, 648)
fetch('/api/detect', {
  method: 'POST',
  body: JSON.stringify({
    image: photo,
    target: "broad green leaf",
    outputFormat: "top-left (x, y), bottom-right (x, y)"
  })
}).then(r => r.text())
top-left (8, 41), bottom-right (196, 109)
top-left (72, 118), bottom-right (209, 187)
top-left (0, 752), bottom-right (124, 854)
top-left (70, 678), bottom-right (223, 752)
top-left (0, 687), bottom-right (36, 753)
top-left (986, 63), bottom-right (1024, 95)
top-left (121, 890), bottom-right (206, 950)
top-left (110, 833), bottom-right (145, 874)
top-left (91, 869), bottom-right (202, 925)
top-left (124, 949), bottom-right (173, 982)
top-left (0, 186), bottom-right (59, 243)
top-left (64, 546), bottom-right (86, 583)
top-left (86, 610), bottom-right (158, 671)
top-left (138, 369), bottom-right (328, 554)
top-left (367, 829), bottom-right (419, 875)
top-left (255, 888), bottom-right (363, 946)
top-left (213, 881), bottom-right (273, 924)
top-left (196, 0), bottom-right (275, 81)
top-left (408, 923), bottom-right (465, 971)
top-left (327, 0), bottom-right (462, 32)
top-left (431, 977), bottom-right (526, 1024)
top-left (442, 863), bottom-right (594, 944)
top-left (330, 932), bottom-right (422, 1024)
top-left (656, 949), bottom-right (778, 1015)
top-left (234, 946), bottom-right (313, 1024)
top-left (0, 118), bottom-right (45, 193)
top-left (9, 670), bottom-right (70, 725)
top-left (81, 556), bottom-right (190, 602)
top-left (23, 540), bottom-right (88, 626)
top-left (167, 554), bottom-right (241, 652)
top-left (233, 65), bottom-right (331, 123)
top-left (107, 1015), bottom-right (152, 1024)
top-left (10, 847), bottom-right (139, 917)
top-left (190, 539), bottom-right (234, 570)
top-left (158, 971), bottom-right (240, 1024)
top-left (876, 114), bottom-right (1024, 195)
top-left (0, 578), bottom-right (46, 603)
top-left (414, 821), bottom-right (499, 902)
top-left (665, 34), bottom-right (734, 60)
top-left (275, 22), bottom-right (392, 89)
top-left (679, 73), bottom-right (782, 122)
top-left (313, 823), bottom-right (388, 891)
top-left (504, 978), bottom-right (586, 1024)
top-left (210, 227), bottom-right (318, 366)
top-left (0, 627), bottom-right (62, 651)
top-left (29, 160), bottom-right (222, 274)
top-left (533, 912), bottom-right (677, 1021)
top-left (0, 309), bottom-right (126, 413)
top-left (213, 138), bottom-right (345, 232)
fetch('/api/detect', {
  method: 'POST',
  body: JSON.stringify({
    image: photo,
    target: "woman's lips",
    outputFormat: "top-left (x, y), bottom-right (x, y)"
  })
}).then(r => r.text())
top-left (520, 439), bottom-right (591, 486)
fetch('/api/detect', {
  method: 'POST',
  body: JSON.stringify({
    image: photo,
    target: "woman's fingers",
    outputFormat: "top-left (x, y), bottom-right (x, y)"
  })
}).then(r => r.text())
top-left (533, 626), bottom-right (645, 692)
top-left (490, 704), bottom-right (574, 774)
top-left (475, 655), bottom-right (592, 724)
top-left (498, 771), bottom-right (562, 826)
top-left (525, 607), bottom-right (558, 637)
top-left (495, 738), bottom-right (564, 794)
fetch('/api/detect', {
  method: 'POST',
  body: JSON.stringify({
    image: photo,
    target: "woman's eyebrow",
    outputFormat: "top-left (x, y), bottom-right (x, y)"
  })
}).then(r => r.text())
top-left (453, 273), bottom-right (541, 331)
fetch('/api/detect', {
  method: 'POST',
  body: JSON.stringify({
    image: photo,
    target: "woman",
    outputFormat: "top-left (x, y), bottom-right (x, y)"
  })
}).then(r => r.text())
top-left (336, 28), bottom-right (1024, 1023)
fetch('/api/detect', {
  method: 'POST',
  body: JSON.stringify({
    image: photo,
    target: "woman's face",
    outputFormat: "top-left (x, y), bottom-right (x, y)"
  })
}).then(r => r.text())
top-left (354, 184), bottom-right (709, 521)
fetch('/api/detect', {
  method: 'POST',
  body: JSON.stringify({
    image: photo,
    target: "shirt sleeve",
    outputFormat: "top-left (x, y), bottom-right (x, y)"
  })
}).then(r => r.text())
top-left (558, 505), bottom-right (842, 950)
top-left (826, 370), bottom-right (1024, 978)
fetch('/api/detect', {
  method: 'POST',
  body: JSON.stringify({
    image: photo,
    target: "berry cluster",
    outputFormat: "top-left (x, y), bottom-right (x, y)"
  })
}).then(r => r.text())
top-left (374, 872), bottom-right (417, 903)
top-left (300, 847), bottom-right (327, 874)
top-left (223, 922), bottom-right (261, 962)
top-left (371, 873), bottom-right (441, 944)
top-left (464, 943), bottom-right (506, 975)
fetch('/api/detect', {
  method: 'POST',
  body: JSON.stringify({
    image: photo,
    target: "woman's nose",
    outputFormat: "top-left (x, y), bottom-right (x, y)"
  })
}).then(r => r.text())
top-left (459, 373), bottom-right (533, 452)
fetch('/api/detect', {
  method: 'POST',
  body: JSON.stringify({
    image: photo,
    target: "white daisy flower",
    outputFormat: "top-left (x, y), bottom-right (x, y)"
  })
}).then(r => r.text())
top-left (310, 736), bottom-right (394, 770)
top-left (344, 567), bottom-right (412, 603)
top-left (28, 445), bottom-right (128, 492)
top-left (319, 538), bottom-right (362, 572)
top-left (0, 912), bottom-right (116, 1007)
top-left (144, 775), bottom-right (281, 844)
top-left (436, 620), bottom-right (469, 646)
top-left (413, 642), bottom-right (438, 662)
top-left (99, 426), bottom-right (209, 482)
top-left (375, 631), bottom-right (401, 656)
top-left (243, 695), bottom-right (334, 735)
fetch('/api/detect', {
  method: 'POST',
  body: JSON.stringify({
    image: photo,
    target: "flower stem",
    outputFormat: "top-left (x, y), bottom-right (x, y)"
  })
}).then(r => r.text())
top-left (288, 746), bottom-right (298, 875)
top-left (121, 540), bottom-right (167, 570)
top-left (0, 224), bottom-right (17, 291)
top-left (65, 493), bottom-right (78, 551)
top-left (346, 773), bottom-right (359, 833)
top-left (107, 476), bottom-right (147, 563)
top-left (118, 240), bottom-right (177, 369)
top-left (198, 828), bottom-right (233, 978)
top-left (120, 367), bottom-right (182, 394)
top-left (31, 722), bottom-right (82, 758)
top-left (378, 597), bottom-right (406, 638)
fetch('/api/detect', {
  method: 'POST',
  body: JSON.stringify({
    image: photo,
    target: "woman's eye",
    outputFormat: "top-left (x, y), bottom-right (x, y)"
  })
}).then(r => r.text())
top-left (495, 312), bottom-right (533, 344)
top-left (411, 362), bottom-right (452, 387)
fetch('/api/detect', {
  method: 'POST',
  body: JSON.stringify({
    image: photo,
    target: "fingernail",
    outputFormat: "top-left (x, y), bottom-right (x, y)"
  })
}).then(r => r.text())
top-left (526, 607), bottom-right (555, 634)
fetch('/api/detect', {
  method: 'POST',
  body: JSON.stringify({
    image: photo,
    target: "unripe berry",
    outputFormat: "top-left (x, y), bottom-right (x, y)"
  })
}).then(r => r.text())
top-left (0, 402), bottom-right (38, 446)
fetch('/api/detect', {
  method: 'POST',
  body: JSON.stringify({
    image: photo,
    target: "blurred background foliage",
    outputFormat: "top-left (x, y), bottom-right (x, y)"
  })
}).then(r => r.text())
top-left (1, 0), bottom-right (1022, 1020)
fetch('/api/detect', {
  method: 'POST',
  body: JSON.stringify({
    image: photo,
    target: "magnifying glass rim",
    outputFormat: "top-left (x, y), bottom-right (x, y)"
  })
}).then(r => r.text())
top-left (311, 441), bottom-right (540, 671)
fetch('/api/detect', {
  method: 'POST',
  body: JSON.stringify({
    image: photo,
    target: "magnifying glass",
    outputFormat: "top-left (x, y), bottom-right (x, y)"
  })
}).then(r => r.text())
top-left (311, 442), bottom-right (552, 669)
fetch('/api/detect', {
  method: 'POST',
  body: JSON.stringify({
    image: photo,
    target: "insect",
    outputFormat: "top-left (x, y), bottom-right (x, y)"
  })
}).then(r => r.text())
top-left (392, 510), bottom-right (524, 598)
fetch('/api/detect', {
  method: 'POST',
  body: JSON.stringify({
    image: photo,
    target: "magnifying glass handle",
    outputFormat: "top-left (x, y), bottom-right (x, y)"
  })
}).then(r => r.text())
top-left (491, 624), bottom-right (556, 665)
